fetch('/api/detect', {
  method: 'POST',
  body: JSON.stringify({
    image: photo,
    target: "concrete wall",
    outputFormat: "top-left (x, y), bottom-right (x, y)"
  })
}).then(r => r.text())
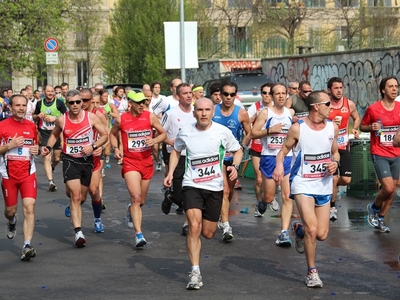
top-left (262, 46), bottom-right (400, 116)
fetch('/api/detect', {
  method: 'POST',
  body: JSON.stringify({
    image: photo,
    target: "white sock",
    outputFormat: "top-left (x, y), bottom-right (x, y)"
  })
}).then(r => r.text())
top-left (191, 266), bottom-right (200, 273)
top-left (23, 240), bottom-right (30, 247)
top-left (222, 222), bottom-right (229, 229)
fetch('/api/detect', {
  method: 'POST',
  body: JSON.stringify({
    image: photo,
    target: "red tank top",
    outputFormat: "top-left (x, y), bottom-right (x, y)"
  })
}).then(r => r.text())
top-left (120, 110), bottom-right (153, 159)
top-left (91, 107), bottom-right (105, 141)
top-left (250, 101), bottom-right (262, 153)
top-left (328, 97), bottom-right (351, 150)
top-left (62, 111), bottom-right (94, 158)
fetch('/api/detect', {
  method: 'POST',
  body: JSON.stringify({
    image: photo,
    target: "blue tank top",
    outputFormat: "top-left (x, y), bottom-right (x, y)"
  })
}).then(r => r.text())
top-left (213, 104), bottom-right (243, 161)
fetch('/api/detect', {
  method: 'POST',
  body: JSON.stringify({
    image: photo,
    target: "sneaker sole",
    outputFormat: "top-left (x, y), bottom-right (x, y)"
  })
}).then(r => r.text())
top-left (94, 228), bottom-right (105, 233)
top-left (75, 238), bottom-right (86, 248)
top-left (21, 249), bottom-right (36, 261)
top-left (186, 282), bottom-right (203, 290)
top-left (222, 234), bottom-right (234, 242)
top-left (135, 240), bottom-right (147, 247)
top-left (276, 240), bottom-right (292, 247)
top-left (49, 185), bottom-right (57, 192)
top-left (161, 195), bottom-right (173, 215)
top-left (307, 282), bottom-right (323, 288)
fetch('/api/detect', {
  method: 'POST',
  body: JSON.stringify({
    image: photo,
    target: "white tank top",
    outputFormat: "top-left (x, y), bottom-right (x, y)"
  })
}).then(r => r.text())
top-left (290, 120), bottom-right (334, 195)
top-left (260, 107), bottom-right (293, 156)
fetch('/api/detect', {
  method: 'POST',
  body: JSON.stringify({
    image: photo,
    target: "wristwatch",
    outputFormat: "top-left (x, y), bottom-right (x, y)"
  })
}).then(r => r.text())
top-left (92, 143), bottom-right (98, 150)
top-left (232, 164), bottom-right (240, 171)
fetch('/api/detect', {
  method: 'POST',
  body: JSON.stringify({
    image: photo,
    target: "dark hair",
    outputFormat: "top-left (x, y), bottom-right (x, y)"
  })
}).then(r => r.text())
top-left (80, 88), bottom-right (93, 97)
top-left (209, 82), bottom-right (220, 95)
top-left (176, 83), bottom-right (191, 95)
top-left (379, 76), bottom-right (399, 98)
top-left (9, 94), bottom-right (28, 106)
top-left (327, 77), bottom-right (343, 89)
top-left (54, 85), bottom-right (62, 90)
top-left (20, 88), bottom-right (26, 93)
top-left (99, 88), bottom-right (109, 97)
top-left (61, 82), bottom-right (69, 88)
top-left (150, 80), bottom-right (162, 91)
top-left (299, 80), bottom-right (311, 90)
top-left (220, 81), bottom-right (238, 93)
top-left (260, 82), bottom-right (273, 91)
top-left (270, 83), bottom-right (286, 95)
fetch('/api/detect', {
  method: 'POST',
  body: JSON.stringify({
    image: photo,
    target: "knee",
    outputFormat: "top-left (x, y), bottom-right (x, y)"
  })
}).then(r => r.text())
top-left (317, 229), bottom-right (329, 241)
top-left (202, 230), bottom-right (215, 239)
top-left (130, 195), bottom-right (142, 204)
top-left (304, 225), bottom-right (318, 240)
top-left (189, 222), bottom-right (202, 236)
top-left (341, 177), bottom-right (351, 186)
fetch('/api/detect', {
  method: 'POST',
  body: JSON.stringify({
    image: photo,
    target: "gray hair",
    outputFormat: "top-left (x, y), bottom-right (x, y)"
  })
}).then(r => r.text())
top-left (66, 89), bottom-right (81, 101)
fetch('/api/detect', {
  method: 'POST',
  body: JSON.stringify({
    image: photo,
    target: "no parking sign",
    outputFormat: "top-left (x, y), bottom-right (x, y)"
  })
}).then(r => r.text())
top-left (44, 37), bottom-right (59, 52)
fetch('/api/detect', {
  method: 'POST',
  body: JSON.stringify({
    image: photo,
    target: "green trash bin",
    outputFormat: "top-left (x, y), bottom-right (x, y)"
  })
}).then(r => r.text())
top-left (346, 138), bottom-right (377, 196)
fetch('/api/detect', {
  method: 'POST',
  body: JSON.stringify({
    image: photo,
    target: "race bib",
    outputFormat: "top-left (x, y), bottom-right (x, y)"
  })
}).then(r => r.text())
top-left (191, 155), bottom-right (222, 184)
top-left (302, 152), bottom-right (331, 178)
top-left (5, 139), bottom-right (33, 161)
top-left (66, 136), bottom-right (90, 155)
top-left (337, 128), bottom-right (348, 147)
top-left (127, 130), bottom-right (151, 152)
top-left (41, 117), bottom-right (55, 130)
top-left (267, 128), bottom-right (288, 149)
top-left (379, 126), bottom-right (398, 147)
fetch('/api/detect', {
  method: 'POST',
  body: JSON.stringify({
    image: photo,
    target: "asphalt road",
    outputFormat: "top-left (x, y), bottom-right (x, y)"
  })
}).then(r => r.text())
top-left (0, 157), bottom-right (399, 300)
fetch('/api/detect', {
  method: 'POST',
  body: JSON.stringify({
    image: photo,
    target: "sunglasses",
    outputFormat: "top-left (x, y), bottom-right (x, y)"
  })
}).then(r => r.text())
top-left (67, 100), bottom-right (82, 105)
top-left (261, 91), bottom-right (270, 95)
top-left (82, 98), bottom-right (91, 102)
top-left (290, 87), bottom-right (299, 90)
top-left (310, 101), bottom-right (331, 107)
top-left (129, 99), bottom-right (147, 105)
top-left (222, 92), bottom-right (236, 97)
top-left (301, 90), bottom-right (312, 93)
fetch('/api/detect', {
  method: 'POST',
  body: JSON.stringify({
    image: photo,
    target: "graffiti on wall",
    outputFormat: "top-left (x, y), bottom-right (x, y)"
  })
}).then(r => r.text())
top-left (186, 60), bottom-right (261, 85)
top-left (266, 50), bottom-right (400, 116)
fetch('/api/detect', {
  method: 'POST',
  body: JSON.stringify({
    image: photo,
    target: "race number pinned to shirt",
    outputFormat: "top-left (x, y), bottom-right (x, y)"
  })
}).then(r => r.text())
top-left (66, 137), bottom-right (90, 155)
top-left (379, 126), bottom-right (398, 147)
top-left (267, 128), bottom-right (288, 149)
top-left (191, 155), bottom-right (222, 183)
top-left (5, 138), bottom-right (33, 161)
top-left (337, 128), bottom-right (348, 147)
top-left (127, 130), bottom-right (151, 152)
top-left (302, 152), bottom-right (331, 178)
top-left (41, 117), bottom-right (55, 130)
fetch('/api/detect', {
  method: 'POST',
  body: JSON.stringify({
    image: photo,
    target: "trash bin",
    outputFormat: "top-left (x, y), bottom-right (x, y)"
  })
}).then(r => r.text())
top-left (239, 148), bottom-right (255, 179)
top-left (346, 138), bottom-right (377, 196)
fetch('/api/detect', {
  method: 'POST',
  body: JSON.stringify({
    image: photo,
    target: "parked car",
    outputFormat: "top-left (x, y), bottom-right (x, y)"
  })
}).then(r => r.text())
top-left (203, 67), bottom-right (273, 109)
top-left (104, 83), bottom-right (143, 96)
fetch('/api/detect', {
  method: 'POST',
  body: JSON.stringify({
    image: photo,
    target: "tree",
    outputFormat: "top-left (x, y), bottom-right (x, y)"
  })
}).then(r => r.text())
top-left (68, 0), bottom-right (103, 87)
top-left (0, 0), bottom-right (68, 83)
top-left (100, 0), bottom-right (184, 86)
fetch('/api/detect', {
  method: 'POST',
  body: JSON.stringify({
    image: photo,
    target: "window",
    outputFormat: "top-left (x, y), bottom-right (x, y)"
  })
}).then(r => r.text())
top-left (75, 31), bottom-right (88, 47)
top-left (367, 0), bottom-right (391, 6)
top-left (306, 0), bottom-right (326, 7)
top-left (337, 26), bottom-right (349, 41)
top-left (76, 61), bottom-right (88, 87)
top-left (228, 0), bottom-right (253, 8)
top-left (335, 0), bottom-right (358, 7)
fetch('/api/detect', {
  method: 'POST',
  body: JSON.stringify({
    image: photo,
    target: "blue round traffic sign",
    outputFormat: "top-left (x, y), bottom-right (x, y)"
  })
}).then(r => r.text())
top-left (44, 37), bottom-right (59, 52)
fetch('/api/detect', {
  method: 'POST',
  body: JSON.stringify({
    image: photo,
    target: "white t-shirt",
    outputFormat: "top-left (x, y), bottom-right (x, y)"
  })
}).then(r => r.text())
top-left (149, 95), bottom-right (165, 114)
top-left (174, 121), bottom-right (241, 191)
top-left (153, 95), bottom-right (179, 116)
top-left (161, 105), bottom-right (195, 155)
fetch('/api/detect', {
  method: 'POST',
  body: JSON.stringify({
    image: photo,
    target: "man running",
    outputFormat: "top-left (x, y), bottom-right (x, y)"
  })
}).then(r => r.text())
top-left (164, 98), bottom-right (242, 290)
top-left (0, 94), bottom-right (40, 261)
top-left (41, 90), bottom-right (108, 247)
top-left (110, 92), bottom-right (166, 247)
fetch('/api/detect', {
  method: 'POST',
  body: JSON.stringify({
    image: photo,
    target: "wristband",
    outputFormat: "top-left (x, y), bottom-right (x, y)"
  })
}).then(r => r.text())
top-left (232, 164), bottom-right (240, 171)
top-left (92, 143), bottom-right (98, 150)
top-left (45, 145), bottom-right (52, 152)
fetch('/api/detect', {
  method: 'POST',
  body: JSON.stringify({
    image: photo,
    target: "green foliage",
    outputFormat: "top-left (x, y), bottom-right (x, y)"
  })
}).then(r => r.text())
top-left (100, 0), bottom-right (186, 86)
top-left (0, 0), bottom-right (69, 81)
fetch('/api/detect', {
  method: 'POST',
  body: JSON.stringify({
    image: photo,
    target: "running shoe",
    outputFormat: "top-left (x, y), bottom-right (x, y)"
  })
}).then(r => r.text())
top-left (118, 159), bottom-right (123, 165)
top-left (291, 220), bottom-right (304, 254)
top-left (222, 227), bottom-right (234, 242)
top-left (257, 201), bottom-right (267, 215)
top-left (105, 155), bottom-right (110, 164)
top-left (182, 224), bottom-right (189, 236)
top-left (6, 214), bottom-right (17, 239)
top-left (156, 163), bottom-right (162, 172)
top-left (126, 203), bottom-right (133, 228)
top-left (269, 198), bottom-right (280, 212)
top-left (101, 168), bottom-right (105, 177)
top-left (275, 230), bottom-right (292, 246)
top-left (254, 202), bottom-right (264, 217)
top-left (65, 204), bottom-right (71, 218)
top-left (75, 231), bottom-right (86, 248)
top-left (217, 216), bottom-right (224, 230)
top-left (306, 269), bottom-right (323, 288)
top-left (101, 200), bottom-right (107, 211)
top-left (94, 219), bottom-right (105, 233)
top-left (135, 232), bottom-right (147, 247)
top-left (160, 184), bottom-right (168, 194)
top-left (186, 270), bottom-right (203, 290)
top-left (377, 218), bottom-right (390, 233)
top-left (21, 244), bottom-right (36, 261)
top-left (161, 189), bottom-right (173, 215)
top-left (234, 179), bottom-right (242, 190)
top-left (329, 207), bottom-right (337, 221)
top-left (367, 203), bottom-right (379, 228)
top-left (49, 180), bottom-right (57, 192)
